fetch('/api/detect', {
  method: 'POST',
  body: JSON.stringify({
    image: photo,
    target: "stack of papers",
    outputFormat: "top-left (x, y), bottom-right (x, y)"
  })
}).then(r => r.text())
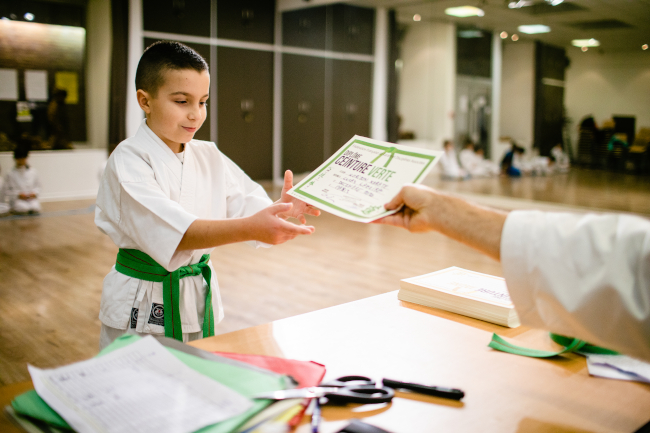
top-left (28, 337), bottom-right (252, 433)
top-left (399, 267), bottom-right (520, 328)
top-left (8, 335), bottom-right (294, 433)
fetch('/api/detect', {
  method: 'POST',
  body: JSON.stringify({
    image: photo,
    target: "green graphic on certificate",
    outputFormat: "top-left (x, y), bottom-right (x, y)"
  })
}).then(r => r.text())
top-left (288, 136), bottom-right (442, 223)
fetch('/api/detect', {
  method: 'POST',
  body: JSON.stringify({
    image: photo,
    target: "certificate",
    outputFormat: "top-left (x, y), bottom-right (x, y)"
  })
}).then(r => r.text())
top-left (288, 136), bottom-right (442, 223)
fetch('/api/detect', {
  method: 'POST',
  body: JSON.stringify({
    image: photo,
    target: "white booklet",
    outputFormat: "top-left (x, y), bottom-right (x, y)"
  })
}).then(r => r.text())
top-left (288, 136), bottom-right (442, 223)
top-left (28, 336), bottom-right (253, 433)
top-left (400, 267), bottom-right (520, 328)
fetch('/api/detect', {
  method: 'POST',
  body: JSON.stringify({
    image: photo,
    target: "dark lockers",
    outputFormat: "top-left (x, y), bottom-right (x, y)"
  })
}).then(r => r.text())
top-left (534, 42), bottom-right (568, 156)
top-left (141, 2), bottom-right (374, 180)
top-left (281, 4), bottom-right (374, 175)
top-left (217, 47), bottom-right (274, 180)
top-left (282, 54), bottom-right (326, 174)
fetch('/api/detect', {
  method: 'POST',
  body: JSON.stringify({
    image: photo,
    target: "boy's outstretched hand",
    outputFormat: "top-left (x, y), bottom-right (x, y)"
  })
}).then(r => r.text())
top-left (276, 170), bottom-right (321, 224)
top-left (250, 202), bottom-right (315, 245)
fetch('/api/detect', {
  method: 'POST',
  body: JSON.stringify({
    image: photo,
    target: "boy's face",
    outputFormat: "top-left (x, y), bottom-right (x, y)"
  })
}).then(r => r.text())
top-left (15, 157), bottom-right (27, 167)
top-left (138, 68), bottom-right (210, 152)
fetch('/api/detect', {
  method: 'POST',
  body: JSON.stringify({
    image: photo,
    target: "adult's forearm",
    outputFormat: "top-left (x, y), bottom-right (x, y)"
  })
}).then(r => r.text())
top-left (176, 218), bottom-right (252, 251)
top-left (428, 192), bottom-right (507, 261)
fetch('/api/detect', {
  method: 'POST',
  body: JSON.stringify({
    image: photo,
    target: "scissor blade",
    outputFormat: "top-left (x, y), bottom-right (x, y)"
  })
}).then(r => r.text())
top-left (253, 387), bottom-right (339, 400)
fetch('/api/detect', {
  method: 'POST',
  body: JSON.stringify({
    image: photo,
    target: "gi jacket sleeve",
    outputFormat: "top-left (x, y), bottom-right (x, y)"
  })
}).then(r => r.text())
top-left (222, 154), bottom-right (273, 219)
top-left (501, 210), bottom-right (650, 361)
top-left (97, 153), bottom-right (198, 271)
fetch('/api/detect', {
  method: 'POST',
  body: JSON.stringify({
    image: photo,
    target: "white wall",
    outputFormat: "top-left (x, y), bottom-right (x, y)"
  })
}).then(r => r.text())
top-left (565, 50), bottom-right (650, 152)
top-left (499, 41), bottom-right (535, 154)
top-left (85, 0), bottom-right (112, 150)
top-left (398, 22), bottom-right (456, 147)
top-left (0, 150), bottom-right (107, 201)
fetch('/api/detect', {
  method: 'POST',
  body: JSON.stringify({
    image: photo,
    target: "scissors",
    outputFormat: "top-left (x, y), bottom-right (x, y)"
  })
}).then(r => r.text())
top-left (252, 375), bottom-right (395, 404)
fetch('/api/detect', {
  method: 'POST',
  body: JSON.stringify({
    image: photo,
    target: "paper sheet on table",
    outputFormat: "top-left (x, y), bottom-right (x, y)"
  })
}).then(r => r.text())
top-left (28, 336), bottom-right (253, 433)
top-left (288, 135), bottom-right (442, 223)
top-left (586, 354), bottom-right (650, 383)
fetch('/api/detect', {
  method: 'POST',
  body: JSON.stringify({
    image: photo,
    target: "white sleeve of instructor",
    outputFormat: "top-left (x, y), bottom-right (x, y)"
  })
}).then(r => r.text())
top-left (501, 210), bottom-right (650, 361)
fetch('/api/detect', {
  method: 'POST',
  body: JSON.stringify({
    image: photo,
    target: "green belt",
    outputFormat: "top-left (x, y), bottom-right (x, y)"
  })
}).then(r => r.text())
top-left (489, 332), bottom-right (618, 358)
top-left (115, 248), bottom-right (215, 342)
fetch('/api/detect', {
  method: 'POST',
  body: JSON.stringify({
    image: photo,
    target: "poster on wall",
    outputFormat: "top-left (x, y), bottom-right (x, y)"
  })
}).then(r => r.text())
top-left (0, 69), bottom-right (18, 100)
top-left (55, 71), bottom-right (79, 104)
top-left (25, 70), bottom-right (49, 101)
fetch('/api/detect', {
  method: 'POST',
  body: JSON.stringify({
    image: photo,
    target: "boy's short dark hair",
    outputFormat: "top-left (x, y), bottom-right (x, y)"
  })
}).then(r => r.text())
top-left (135, 41), bottom-right (208, 96)
top-left (14, 146), bottom-right (29, 159)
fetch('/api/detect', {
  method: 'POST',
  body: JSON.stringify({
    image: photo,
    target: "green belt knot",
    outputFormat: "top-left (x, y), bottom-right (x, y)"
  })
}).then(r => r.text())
top-left (115, 248), bottom-right (215, 342)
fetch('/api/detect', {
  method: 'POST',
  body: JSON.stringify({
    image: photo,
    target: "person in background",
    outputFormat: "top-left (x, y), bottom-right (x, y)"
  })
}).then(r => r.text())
top-left (47, 88), bottom-right (72, 150)
top-left (500, 143), bottom-right (525, 177)
top-left (474, 147), bottom-right (501, 176)
top-left (439, 140), bottom-right (468, 180)
top-left (460, 140), bottom-right (499, 178)
top-left (375, 184), bottom-right (650, 362)
top-left (551, 143), bottom-right (570, 173)
top-left (0, 166), bottom-right (10, 216)
top-left (4, 146), bottom-right (41, 215)
top-left (459, 141), bottom-right (479, 175)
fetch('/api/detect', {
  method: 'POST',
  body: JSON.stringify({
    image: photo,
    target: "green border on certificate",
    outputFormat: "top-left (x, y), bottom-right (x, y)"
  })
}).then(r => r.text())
top-left (293, 138), bottom-right (437, 220)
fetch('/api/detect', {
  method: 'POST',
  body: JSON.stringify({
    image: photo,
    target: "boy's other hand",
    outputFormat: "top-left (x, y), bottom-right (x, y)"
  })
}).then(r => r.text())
top-left (250, 202), bottom-right (315, 244)
top-left (276, 170), bottom-right (321, 224)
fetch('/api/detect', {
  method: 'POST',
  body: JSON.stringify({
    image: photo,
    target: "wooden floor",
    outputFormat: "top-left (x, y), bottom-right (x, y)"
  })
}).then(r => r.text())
top-left (1, 167), bottom-right (649, 385)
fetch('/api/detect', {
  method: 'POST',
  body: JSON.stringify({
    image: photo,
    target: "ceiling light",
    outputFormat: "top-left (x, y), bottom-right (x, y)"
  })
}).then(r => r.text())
top-left (572, 38), bottom-right (600, 48)
top-left (508, 1), bottom-right (534, 8)
top-left (581, 47), bottom-right (588, 52)
top-left (500, 31), bottom-right (508, 39)
top-left (643, 44), bottom-right (648, 51)
top-left (413, 14), bottom-right (421, 22)
top-left (458, 30), bottom-right (484, 38)
top-left (445, 6), bottom-right (485, 18)
top-left (511, 34), bottom-right (519, 41)
top-left (24, 12), bottom-right (34, 21)
top-left (518, 25), bottom-right (551, 34)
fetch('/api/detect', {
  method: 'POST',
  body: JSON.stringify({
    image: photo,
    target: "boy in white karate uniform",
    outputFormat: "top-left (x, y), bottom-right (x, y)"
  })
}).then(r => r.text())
top-left (96, 41), bottom-right (319, 349)
top-left (4, 147), bottom-right (42, 215)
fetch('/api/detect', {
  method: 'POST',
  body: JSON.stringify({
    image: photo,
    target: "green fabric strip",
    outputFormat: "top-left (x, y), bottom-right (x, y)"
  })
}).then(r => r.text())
top-left (489, 332), bottom-right (618, 358)
top-left (115, 249), bottom-right (214, 341)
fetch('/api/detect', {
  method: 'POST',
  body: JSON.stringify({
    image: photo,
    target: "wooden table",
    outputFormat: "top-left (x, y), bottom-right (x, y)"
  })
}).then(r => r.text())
top-left (3, 292), bottom-right (650, 432)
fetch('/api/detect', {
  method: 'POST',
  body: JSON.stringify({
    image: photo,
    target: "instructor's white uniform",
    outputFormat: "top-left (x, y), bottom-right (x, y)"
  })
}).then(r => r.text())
top-left (501, 211), bottom-right (650, 361)
top-left (95, 120), bottom-right (271, 349)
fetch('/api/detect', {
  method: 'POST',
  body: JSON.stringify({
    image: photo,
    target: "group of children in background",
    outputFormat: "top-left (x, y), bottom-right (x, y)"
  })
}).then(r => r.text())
top-left (0, 146), bottom-right (41, 217)
top-left (439, 138), bottom-right (570, 180)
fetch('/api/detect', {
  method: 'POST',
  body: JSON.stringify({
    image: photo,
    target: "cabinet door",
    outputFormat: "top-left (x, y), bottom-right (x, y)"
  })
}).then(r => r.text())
top-left (217, 0), bottom-right (275, 44)
top-left (217, 47), bottom-right (273, 180)
top-left (282, 6), bottom-right (327, 50)
top-left (331, 5), bottom-right (375, 55)
top-left (330, 59), bottom-right (372, 156)
top-left (143, 38), bottom-right (212, 142)
top-left (282, 54), bottom-right (325, 174)
top-left (142, 0), bottom-right (210, 37)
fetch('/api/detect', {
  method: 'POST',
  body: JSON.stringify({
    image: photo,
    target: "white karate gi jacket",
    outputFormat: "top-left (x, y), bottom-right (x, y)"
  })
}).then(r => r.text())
top-left (501, 211), bottom-right (650, 361)
top-left (3, 165), bottom-right (41, 205)
top-left (95, 120), bottom-right (272, 334)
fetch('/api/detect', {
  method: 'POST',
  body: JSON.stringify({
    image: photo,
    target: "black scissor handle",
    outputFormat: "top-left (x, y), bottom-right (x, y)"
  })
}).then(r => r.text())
top-left (325, 385), bottom-right (394, 404)
top-left (321, 375), bottom-right (376, 387)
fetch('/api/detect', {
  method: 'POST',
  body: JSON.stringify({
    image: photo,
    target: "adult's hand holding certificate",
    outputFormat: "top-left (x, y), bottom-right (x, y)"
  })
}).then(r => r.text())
top-left (288, 136), bottom-right (442, 222)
